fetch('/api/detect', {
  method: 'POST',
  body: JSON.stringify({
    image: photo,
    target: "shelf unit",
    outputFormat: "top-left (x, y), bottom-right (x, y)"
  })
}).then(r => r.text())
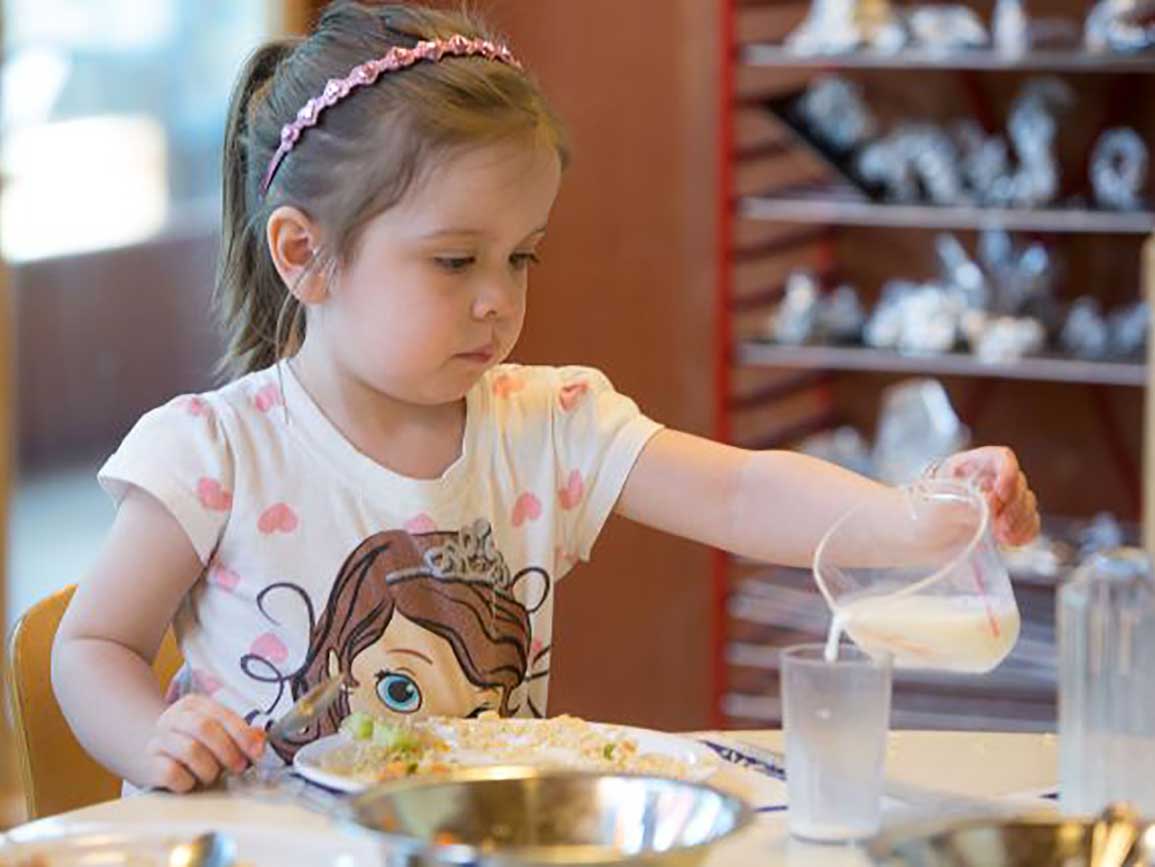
top-left (715, 1), bottom-right (1155, 731)
top-left (737, 342), bottom-right (1147, 387)
top-left (741, 43), bottom-right (1155, 74)
top-left (739, 189), bottom-right (1155, 234)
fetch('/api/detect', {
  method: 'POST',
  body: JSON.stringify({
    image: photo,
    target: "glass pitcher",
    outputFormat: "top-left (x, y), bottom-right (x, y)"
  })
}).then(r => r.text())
top-left (813, 478), bottom-right (1020, 673)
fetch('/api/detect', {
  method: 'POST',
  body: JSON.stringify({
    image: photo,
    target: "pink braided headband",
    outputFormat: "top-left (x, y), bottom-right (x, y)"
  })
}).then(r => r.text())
top-left (261, 34), bottom-right (522, 195)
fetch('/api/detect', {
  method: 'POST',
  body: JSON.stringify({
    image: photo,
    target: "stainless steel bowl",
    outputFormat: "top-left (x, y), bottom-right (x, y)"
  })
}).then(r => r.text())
top-left (867, 804), bottom-right (1155, 867)
top-left (343, 765), bottom-right (754, 866)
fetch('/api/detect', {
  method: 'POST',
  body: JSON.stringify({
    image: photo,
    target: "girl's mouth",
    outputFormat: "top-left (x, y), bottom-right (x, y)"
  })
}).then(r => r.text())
top-left (456, 343), bottom-right (495, 363)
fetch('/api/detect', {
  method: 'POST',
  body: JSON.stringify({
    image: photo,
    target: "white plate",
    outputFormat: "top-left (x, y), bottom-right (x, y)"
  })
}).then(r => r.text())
top-left (0, 821), bottom-right (378, 867)
top-left (294, 721), bottom-right (719, 794)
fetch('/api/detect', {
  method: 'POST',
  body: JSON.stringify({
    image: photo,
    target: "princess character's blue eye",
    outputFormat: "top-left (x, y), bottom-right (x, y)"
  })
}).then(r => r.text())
top-left (376, 671), bottom-right (422, 713)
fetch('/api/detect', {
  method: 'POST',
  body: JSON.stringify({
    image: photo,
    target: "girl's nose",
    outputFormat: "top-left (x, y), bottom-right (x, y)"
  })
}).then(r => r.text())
top-left (472, 274), bottom-right (520, 321)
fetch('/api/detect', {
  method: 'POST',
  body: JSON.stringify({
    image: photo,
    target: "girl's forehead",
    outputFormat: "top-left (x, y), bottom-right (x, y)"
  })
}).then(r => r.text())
top-left (395, 141), bottom-right (562, 235)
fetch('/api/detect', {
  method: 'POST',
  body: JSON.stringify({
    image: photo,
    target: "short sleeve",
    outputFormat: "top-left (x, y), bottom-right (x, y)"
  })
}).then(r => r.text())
top-left (550, 367), bottom-right (664, 561)
top-left (98, 394), bottom-right (234, 564)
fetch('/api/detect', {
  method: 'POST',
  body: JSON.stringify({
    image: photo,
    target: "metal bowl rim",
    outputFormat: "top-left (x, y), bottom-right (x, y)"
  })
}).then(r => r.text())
top-left (341, 764), bottom-right (756, 865)
top-left (864, 808), bottom-right (1140, 860)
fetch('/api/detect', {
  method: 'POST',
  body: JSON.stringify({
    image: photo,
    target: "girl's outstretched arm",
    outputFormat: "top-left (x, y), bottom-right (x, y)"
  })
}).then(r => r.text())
top-left (51, 489), bottom-right (265, 791)
top-left (615, 431), bottom-right (1039, 568)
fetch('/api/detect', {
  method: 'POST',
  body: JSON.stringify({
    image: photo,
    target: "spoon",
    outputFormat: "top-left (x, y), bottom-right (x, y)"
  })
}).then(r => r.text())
top-left (168, 831), bottom-right (236, 867)
top-left (266, 671), bottom-right (348, 742)
top-left (229, 672), bottom-right (348, 791)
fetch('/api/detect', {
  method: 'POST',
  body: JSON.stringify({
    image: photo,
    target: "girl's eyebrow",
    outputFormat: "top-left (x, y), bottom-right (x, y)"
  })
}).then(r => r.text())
top-left (418, 225), bottom-right (548, 241)
top-left (385, 647), bottom-right (435, 665)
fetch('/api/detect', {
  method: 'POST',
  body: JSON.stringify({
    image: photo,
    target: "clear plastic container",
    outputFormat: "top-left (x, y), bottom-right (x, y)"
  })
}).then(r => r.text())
top-left (1058, 547), bottom-right (1155, 816)
top-left (814, 478), bottom-right (1020, 673)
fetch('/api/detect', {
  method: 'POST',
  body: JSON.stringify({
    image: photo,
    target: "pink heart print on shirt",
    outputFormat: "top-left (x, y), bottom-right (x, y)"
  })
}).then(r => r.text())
top-left (492, 372), bottom-right (525, 398)
top-left (191, 669), bottom-right (223, 696)
top-left (164, 667), bottom-right (222, 702)
top-left (559, 381), bottom-right (590, 412)
top-left (177, 395), bottom-right (214, 421)
top-left (404, 514), bottom-right (437, 534)
top-left (208, 563), bottom-right (241, 592)
top-left (250, 632), bottom-right (289, 665)
top-left (558, 470), bottom-right (585, 510)
top-left (512, 492), bottom-right (542, 527)
top-left (258, 503), bottom-right (299, 535)
top-left (197, 478), bottom-right (233, 512)
top-left (253, 383), bottom-right (284, 413)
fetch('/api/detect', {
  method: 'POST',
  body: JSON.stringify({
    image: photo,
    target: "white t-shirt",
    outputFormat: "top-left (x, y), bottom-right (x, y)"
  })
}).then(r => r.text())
top-left (99, 361), bottom-right (662, 762)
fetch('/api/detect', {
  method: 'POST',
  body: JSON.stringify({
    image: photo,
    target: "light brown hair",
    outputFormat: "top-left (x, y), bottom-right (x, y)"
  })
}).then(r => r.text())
top-left (215, 1), bottom-right (569, 379)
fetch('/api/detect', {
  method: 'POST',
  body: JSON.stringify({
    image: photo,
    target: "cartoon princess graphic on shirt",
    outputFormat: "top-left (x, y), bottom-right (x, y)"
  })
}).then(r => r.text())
top-left (242, 519), bottom-right (551, 761)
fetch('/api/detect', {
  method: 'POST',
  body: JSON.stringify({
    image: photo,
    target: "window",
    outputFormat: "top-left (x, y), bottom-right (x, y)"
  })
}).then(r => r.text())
top-left (2, 0), bottom-right (277, 261)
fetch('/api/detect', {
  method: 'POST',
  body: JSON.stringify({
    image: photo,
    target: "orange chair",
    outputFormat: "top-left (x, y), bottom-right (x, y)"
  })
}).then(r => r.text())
top-left (5, 584), bottom-right (182, 819)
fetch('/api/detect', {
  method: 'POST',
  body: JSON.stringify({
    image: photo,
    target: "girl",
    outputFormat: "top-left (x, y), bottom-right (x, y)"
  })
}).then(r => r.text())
top-left (52, 1), bottom-right (1039, 794)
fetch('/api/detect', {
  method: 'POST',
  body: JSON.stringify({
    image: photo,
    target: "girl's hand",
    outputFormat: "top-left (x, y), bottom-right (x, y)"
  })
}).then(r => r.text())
top-left (145, 695), bottom-right (266, 792)
top-left (934, 446), bottom-right (1040, 547)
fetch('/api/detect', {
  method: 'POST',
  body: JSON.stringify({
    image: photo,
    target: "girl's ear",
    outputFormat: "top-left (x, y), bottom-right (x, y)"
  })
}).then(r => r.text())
top-left (267, 205), bottom-right (328, 304)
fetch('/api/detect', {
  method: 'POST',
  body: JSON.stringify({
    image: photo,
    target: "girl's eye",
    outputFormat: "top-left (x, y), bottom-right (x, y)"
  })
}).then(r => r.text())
top-left (511, 252), bottom-right (541, 270)
top-left (435, 256), bottom-right (475, 272)
top-left (434, 253), bottom-right (539, 272)
top-left (375, 671), bottom-right (422, 713)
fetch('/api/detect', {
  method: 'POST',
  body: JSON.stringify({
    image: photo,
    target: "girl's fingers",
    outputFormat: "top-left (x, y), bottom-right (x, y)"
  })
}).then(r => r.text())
top-left (177, 695), bottom-right (266, 763)
top-left (147, 754), bottom-right (197, 793)
top-left (1016, 490), bottom-right (1041, 540)
top-left (171, 713), bottom-right (248, 774)
top-left (993, 472), bottom-right (1027, 518)
top-left (999, 489), bottom-right (1039, 545)
top-left (154, 730), bottom-right (221, 786)
top-left (202, 700), bottom-right (267, 763)
top-left (993, 449), bottom-right (1022, 503)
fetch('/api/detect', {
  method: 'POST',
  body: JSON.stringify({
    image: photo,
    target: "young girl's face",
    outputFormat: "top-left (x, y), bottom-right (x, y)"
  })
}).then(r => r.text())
top-left (316, 138), bottom-right (563, 406)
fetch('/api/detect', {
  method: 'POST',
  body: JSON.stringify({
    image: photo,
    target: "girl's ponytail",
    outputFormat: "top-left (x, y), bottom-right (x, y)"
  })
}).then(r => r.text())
top-left (214, 40), bottom-right (298, 380)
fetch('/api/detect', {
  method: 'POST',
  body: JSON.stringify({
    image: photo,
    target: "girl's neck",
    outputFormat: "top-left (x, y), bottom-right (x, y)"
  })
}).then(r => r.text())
top-left (288, 345), bottom-right (467, 481)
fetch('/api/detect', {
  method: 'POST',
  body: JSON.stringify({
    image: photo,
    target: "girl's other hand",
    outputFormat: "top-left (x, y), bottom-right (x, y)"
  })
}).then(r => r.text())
top-left (145, 695), bottom-right (266, 792)
top-left (935, 446), bottom-right (1040, 547)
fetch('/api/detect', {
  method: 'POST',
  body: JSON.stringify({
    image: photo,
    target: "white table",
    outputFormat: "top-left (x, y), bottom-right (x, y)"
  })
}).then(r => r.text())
top-left (3, 730), bottom-right (1059, 866)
